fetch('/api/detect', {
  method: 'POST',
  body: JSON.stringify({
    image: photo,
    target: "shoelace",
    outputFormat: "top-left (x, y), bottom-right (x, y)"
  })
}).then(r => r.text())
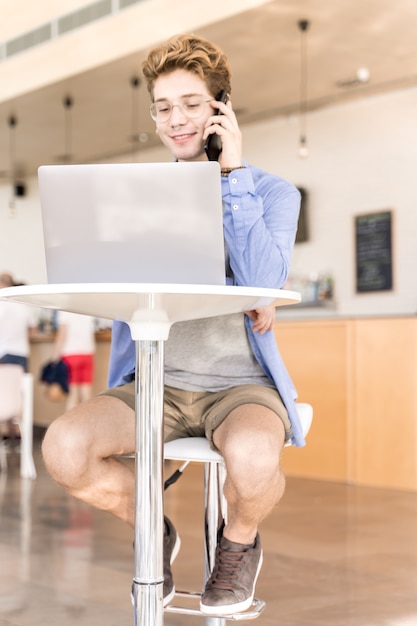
top-left (207, 546), bottom-right (246, 590)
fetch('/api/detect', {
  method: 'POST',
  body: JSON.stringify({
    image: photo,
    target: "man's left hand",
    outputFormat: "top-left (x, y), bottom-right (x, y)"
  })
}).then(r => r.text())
top-left (245, 306), bottom-right (275, 334)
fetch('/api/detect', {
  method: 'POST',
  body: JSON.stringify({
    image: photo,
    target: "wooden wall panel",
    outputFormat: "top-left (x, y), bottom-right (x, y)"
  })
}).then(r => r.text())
top-left (352, 318), bottom-right (417, 490)
top-left (275, 320), bottom-right (350, 482)
top-left (275, 316), bottom-right (417, 492)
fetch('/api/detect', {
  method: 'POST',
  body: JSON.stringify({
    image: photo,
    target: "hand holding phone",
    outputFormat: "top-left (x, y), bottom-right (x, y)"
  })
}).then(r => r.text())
top-left (206, 90), bottom-right (228, 161)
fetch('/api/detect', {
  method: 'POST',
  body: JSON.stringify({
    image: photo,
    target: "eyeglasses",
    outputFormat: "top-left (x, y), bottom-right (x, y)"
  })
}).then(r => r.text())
top-left (150, 95), bottom-right (212, 123)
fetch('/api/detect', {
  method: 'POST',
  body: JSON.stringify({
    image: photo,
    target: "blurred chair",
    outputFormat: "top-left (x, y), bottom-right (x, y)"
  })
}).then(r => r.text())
top-left (0, 364), bottom-right (36, 479)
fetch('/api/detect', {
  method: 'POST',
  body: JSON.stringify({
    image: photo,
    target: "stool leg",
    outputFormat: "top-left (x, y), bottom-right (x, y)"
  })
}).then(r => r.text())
top-left (21, 373), bottom-right (36, 479)
top-left (132, 339), bottom-right (164, 626)
top-left (204, 460), bottom-right (228, 626)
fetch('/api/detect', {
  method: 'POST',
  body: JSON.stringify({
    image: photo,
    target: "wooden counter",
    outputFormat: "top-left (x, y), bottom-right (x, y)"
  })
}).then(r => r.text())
top-left (30, 317), bottom-right (417, 492)
top-left (29, 330), bottom-right (111, 427)
top-left (277, 316), bottom-right (417, 492)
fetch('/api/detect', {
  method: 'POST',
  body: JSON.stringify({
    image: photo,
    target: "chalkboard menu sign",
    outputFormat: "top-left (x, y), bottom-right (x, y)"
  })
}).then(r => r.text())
top-left (355, 211), bottom-right (393, 293)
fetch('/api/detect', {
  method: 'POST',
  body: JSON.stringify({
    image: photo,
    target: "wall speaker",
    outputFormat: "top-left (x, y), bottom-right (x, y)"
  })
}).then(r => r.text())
top-left (14, 182), bottom-right (26, 197)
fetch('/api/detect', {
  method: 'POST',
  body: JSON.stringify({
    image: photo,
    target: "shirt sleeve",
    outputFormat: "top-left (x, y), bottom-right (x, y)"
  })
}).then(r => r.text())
top-left (221, 165), bottom-right (300, 288)
top-left (108, 320), bottom-right (135, 388)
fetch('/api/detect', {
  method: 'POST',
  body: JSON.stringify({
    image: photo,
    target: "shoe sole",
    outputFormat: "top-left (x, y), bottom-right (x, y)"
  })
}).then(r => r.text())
top-left (130, 532), bottom-right (181, 608)
top-left (200, 550), bottom-right (263, 616)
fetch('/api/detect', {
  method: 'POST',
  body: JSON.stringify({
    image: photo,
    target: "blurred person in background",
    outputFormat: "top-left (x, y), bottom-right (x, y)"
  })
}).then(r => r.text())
top-left (0, 272), bottom-right (36, 372)
top-left (53, 311), bottom-right (96, 411)
top-left (0, 271), bottom-right (36, 440)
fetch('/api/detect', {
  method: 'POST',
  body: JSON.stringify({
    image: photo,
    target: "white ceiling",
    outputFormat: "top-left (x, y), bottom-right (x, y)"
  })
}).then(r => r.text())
top-left (1, 0), bottom-right (417, 180)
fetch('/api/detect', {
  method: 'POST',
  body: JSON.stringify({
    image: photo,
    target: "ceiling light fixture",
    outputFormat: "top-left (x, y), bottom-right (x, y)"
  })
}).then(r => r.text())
top-left (336, 67), bottom-right (371, 88)
top-left (356, 67), bottom-right (370, 83)
top-left (298, 19), bottom-right (310, 159)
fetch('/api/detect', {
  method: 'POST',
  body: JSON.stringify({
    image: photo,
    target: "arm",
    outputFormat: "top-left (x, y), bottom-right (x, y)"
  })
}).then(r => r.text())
top-left (222, 167), bottom-right (300, 289)
top-left (205, 97), bottom-right (300, 289)
top-left (52, 324), bottom-right (68, 361)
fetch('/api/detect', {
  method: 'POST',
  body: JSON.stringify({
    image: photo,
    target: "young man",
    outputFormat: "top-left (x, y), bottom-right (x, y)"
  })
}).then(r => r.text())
top-left (42, 34), bottom-right (303, 616)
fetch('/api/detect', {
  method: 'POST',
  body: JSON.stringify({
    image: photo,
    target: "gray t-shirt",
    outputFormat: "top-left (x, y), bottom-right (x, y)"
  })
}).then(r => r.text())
top-left (164, 313), bottom-right (273, 392)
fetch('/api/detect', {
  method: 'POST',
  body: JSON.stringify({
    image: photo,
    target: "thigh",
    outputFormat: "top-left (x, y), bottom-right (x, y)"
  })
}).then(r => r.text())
top-left (102, 382), bottom-right (207, 442)
top-left (204, 384), bottom-right (292, 452)
top-left (212, 401), bottom-right (286, 461)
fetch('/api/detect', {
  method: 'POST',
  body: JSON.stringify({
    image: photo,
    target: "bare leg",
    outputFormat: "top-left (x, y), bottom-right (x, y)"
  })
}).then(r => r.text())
top-left (42, 395), bottom-right (136, 527)
top-left (65, 383), bottom-right (93, 411)
top-left (79, 383), bottom-right (93, 404)
top-left (212, 403), bottom-right (285, 545)
top-left (65, 385), bottom-right (79, 411)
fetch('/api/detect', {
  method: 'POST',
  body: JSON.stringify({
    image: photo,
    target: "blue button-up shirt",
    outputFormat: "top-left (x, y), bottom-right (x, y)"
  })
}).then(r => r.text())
top-left (108, 162), bottom-right (304, 446)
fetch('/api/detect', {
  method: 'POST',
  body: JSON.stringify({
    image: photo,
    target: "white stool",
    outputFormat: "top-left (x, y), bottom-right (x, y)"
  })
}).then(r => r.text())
top-left (163, 402), bottom-right (313, 624)
top-left (0, 366), bottom-right (36, 480)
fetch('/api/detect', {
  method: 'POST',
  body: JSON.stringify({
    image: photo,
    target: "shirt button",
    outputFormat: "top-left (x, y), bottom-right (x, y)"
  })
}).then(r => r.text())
top-left (231, 178), bottom-right (237, 184)
top-left (233, 204), bottom-right (239, 211)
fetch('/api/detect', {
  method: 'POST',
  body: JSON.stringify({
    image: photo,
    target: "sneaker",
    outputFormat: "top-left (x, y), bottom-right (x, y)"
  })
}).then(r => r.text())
top-left (200, 531), bottom-right (263, 616)
top-left (131, 516), bottom-right (180, 607)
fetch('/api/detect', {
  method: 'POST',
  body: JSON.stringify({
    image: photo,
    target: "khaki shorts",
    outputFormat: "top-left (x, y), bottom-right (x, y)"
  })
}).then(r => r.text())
top-left (101, 382), bottom-right (292, 450)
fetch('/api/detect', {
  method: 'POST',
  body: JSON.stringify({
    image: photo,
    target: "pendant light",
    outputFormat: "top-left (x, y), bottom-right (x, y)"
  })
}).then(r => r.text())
top-left (298, 19), bottom-right (310, 159)
top-left (130, 75), bottom-right (149, 160)
top-left (62, 95), bottom-right (73, 163)
top-left (7, 115), bottom-right (24, 217)
top-left (130, 76), bottom-right (140, 161)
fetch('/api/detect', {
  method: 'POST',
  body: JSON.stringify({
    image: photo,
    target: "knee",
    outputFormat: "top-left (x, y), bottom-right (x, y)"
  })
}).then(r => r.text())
top-left (223, 430), bottom-right (282, 483)
top-left (42, 415), bottom-right (91, 488)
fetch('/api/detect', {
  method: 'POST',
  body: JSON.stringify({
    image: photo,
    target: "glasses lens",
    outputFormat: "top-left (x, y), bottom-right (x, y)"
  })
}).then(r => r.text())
top-left (181, 96), bottom-right (205, 117)
top-left (150, 102), bottom-right (171, 122)
top-left (150, 96), bottom-right (208, 122)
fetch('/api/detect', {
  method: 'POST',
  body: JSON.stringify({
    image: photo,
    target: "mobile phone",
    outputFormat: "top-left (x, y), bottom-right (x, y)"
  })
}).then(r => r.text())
top-left (206, 90), bottom-right (228, 161)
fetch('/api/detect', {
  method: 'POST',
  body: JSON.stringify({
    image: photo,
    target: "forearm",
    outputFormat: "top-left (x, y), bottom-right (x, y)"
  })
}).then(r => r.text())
top-left (53, 326), bottom-right (67, 360)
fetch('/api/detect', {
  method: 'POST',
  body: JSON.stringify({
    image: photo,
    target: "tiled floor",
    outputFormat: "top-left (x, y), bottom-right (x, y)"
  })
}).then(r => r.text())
top-left (1, 432), bottom-right (417, 626)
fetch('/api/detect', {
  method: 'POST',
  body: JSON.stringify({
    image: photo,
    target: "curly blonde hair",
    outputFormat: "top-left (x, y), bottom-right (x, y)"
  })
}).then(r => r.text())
top-left (142, 34), bottom-right (232, 100)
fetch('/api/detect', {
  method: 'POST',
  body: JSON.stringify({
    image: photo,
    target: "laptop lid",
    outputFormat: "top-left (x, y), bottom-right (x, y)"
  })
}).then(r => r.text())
top-left (38, 162), bottom-right (225, 286)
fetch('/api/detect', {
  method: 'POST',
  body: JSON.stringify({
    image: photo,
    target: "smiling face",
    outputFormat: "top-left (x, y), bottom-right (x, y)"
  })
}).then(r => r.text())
top-left (152, 68), bottom-right (214, 162)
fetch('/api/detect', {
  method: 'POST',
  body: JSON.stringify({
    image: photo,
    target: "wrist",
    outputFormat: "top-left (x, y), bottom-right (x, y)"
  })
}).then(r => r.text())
top-left (220, 166), bottom-right (246, 177)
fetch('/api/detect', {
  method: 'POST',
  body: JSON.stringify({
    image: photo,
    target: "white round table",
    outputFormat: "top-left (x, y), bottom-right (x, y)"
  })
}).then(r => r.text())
top-left (0, 283), bottom-right (300, 626)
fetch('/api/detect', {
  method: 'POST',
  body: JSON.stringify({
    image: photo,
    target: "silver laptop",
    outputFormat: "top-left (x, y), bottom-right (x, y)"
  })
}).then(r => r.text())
top-left (38, 162), bottom-right (225, 285)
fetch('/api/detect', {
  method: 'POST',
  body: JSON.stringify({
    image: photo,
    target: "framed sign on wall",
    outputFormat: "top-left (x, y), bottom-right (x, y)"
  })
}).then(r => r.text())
top-left (295, 187), bottom-right (308, 243)
top-left (355, 210), bottom-right (393, 293)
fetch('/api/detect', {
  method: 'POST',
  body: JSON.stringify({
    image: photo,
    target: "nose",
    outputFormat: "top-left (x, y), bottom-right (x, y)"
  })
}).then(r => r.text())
top-left (169, 103), bottom-right (187, 125)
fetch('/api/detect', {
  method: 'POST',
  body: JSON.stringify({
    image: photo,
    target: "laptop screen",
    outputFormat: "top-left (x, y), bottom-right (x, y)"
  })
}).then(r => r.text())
top-left (38, 162), bottom-right (225, 286)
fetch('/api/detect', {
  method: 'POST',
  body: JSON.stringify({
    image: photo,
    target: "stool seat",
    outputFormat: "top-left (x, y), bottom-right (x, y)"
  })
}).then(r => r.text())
top-left (0, 367), bottom-right (36, 479)
top-left (164, 401), bottom-right (313, 462)
top-left (165, 437), bottom-right (223, 463)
